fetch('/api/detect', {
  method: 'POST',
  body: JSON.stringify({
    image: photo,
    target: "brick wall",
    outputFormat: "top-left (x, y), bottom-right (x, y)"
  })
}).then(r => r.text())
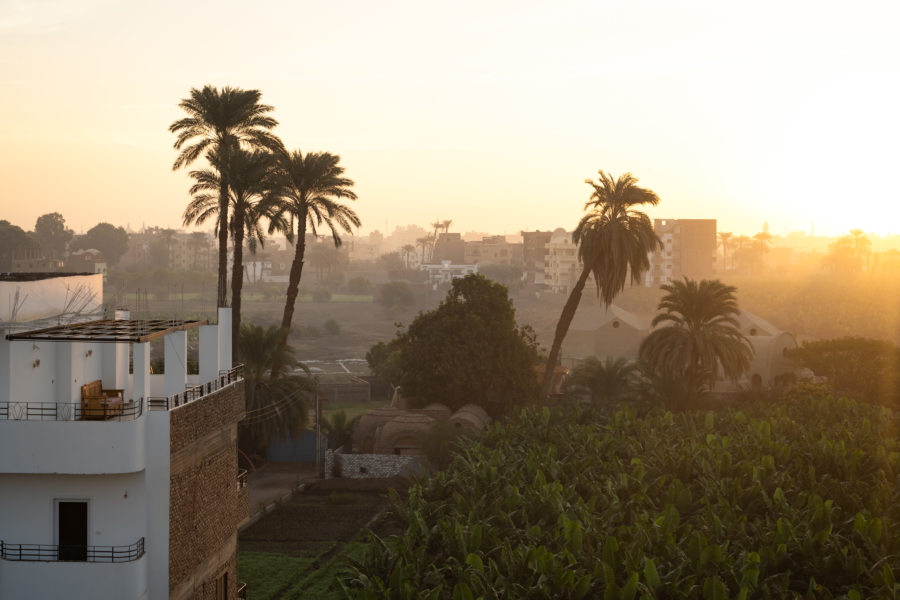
top-left (168, 382), bottom-right (247, 599)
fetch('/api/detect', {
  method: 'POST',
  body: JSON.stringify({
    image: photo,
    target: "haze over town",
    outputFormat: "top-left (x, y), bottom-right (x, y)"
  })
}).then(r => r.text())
top-left (3, 0), bottom-right (899, 237)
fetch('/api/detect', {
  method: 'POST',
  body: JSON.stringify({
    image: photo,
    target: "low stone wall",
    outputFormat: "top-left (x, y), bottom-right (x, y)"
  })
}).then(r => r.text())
top-left (325, 450), bottom-right (424, 479)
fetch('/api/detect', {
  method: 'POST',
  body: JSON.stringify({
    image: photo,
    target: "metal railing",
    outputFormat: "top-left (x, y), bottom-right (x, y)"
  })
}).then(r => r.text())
top-left (237, 468), bottom-right (248, 490)
top-left (0, 400), bottom-right (143, 421)
top-left (148, 364), bottom-right (244, 411)
top-left (237, 582), bottom-right (248, 599)
top-left (0, 537), bottom-right (144, 562)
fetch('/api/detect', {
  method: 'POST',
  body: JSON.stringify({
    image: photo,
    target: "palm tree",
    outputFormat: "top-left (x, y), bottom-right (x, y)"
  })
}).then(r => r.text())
top-left (441, 219), bottom-right (453, 234)
top-left (401, 244), bottom-right (416, 269)
top-left (184, 149), bottom-right (278, 358)
top-left (568, 356), bottom-right (641, 403)
top-left (718, 231), bottom-right (733, 271)
top-left (540, 171), bottom-right (662, 400)
top-left (639, 278), bottom-right (753, 408)
top-left (415, 235), bottom-right (432, 265)
top-left (170, 85), bottom-right (283, 308)
top-left (268, 149), bottom-right (360, 376)
top-left (430, 219), bottom-right (443, 240)
top-left (238, 323), bottom-right (313, 454)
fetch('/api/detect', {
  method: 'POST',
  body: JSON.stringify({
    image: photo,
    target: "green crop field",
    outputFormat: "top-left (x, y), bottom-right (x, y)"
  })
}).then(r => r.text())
top-left (344, 389), bottom-right (900, 599)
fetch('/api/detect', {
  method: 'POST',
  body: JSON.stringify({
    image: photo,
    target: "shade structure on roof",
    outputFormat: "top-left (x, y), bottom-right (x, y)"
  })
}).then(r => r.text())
top-left (6, 319), bottom-right (207, 343)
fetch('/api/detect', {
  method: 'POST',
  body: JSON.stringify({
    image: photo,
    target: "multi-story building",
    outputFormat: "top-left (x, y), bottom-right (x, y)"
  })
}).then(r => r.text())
top-left (521, 230), bottom-right (552, 286)
top-left (544, 228), bottom-right (580, 294)
top-left (430, 233), bottom-right (465, 264)
top-left (646, 219), bottom-right (717, 286)
top-left (0, 273), bottom-right (247, 599)
top-left (463, 236), bottom-right (523, 267)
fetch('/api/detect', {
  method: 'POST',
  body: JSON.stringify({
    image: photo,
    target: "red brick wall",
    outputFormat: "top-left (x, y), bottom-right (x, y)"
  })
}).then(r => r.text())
top-left (169, 382), bottom-right (246, 598)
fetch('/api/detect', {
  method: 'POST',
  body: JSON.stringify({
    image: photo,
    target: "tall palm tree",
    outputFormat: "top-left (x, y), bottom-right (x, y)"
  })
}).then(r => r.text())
top-left (639, 278), bottom-right (753, 408)
top-left (184, 149), bottom-right (278, 358)
top-left (170, 85), bottom-right (282, 308)
top-left (540, 171), bottom-right (662, 400)
top-left (568, 356), bottom-right (641, 403)
top-left (441, 219), bottom-right (453, 234)
top-left (718, 231), bottom-right (733, 271)
top-left (268, 149), bottom-right (360, 376)
top-left (401, 244), bottom-right (416, 269)
top-left (239, 323), bottom-right (313, 453)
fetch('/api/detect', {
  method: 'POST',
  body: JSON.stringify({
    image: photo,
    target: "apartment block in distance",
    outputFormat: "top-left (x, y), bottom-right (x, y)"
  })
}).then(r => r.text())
top-left (646, 219), bottom-right (717, 286)
top-left (0, 273), bottom-right (247, 599)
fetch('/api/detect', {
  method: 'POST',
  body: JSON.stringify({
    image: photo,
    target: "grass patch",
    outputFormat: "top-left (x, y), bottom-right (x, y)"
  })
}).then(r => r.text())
top-left (238, 551), bottom-right (317, 600)
top-left (280, 542), bottom-right (369, 600)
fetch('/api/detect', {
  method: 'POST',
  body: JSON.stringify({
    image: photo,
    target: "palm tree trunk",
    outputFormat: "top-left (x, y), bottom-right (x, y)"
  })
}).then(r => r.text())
top-left (217, 178), bottom-right (229, 307)
top-left (231, 214), bottom-right (245, 365)
top-left (271, 218), bottom-right (307, 378)
top-left (540, 265), bottom-right (592, 400)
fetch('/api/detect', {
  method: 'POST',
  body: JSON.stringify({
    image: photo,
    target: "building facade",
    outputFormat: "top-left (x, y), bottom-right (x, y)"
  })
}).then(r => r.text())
top-left (646, 219), bottom-right (717, 286)
top-left (0, 274), bottom-right (247, 599)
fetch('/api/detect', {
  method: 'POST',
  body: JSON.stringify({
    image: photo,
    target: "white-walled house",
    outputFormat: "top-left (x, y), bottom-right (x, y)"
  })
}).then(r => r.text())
top-left (0, 273), bottom-right (247, 599)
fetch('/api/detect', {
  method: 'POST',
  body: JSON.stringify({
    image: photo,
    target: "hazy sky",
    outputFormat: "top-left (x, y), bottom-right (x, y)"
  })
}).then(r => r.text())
top-left (2, 0), bottom-right (898, 237)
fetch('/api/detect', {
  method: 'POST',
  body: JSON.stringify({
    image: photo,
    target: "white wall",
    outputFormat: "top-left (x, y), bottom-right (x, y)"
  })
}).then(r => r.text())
top-left (0, 417), bottom-right (146, 474)
top-left (0, 472), bottom-right (146, 546)
top-left (0, 555), bottom-right (147, 599)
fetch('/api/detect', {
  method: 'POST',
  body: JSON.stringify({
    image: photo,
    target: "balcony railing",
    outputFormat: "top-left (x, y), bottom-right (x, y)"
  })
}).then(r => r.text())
top-left (0, 537), bottom-right (144, 562)
top-left (237, 468), bottom-right (248, 490)
top-left (0, 400), bottom-right (143, 422)
top-left (149, 364), bottom-right (244, 411)
top-left (237, 582), bottom-right (248, 599)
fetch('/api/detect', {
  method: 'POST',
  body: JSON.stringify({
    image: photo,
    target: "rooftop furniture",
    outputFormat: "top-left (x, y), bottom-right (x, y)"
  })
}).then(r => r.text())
top-left (80, 380), bottom-right (124, 420)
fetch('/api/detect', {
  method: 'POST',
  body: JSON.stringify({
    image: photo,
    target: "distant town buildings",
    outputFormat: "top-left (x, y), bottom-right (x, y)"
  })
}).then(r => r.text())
top-left (646, 219), bottom-right (717, 286)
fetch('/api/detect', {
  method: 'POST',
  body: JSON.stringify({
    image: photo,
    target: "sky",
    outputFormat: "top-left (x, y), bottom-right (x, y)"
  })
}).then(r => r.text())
top-left (1, 0), bottom-right (899, 238)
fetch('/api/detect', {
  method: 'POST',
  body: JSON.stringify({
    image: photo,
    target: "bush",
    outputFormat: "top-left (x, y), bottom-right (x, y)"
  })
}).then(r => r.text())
top-left (376, 281), bottom-right (414, 311)
top-left (311, 287), bottom-right (332, 302)
top-left (346, 276), bottom-right (373, 295)
top-left (323, 319), bottom-right (341, 335)
top-left (344, 396), bottom-right (900, 598)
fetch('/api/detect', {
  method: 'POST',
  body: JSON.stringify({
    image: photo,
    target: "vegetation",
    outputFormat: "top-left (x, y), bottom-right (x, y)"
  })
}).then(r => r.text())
top-left (0, 220), bottom-right (38, 270)
top-left (541, 171), bottom-right (662, 399)
top-left (372, 274), bottom-right (538, 418)
top-left (185, 148), bottom-right (278, 358)
top-left (787, 337), bottom-right (900, 408)
top-left (69, 222), bottom-right (129, 265)
top-left (33, 212), bottom-right (73, 259)
top-left (170, 85), bottom-right (282, 308)
top-left (640, 278), bottom-right (753, 408)
top-left (269, 149), bottom-right (360, 376)
top-left (239, 323), bottom-right (313, 455)
top-left (345, 394), bottom-right (900, 598)
top-left (376, 281), bottom-right (415, 312)
top-left (568, 356), bottom-right (642, 404)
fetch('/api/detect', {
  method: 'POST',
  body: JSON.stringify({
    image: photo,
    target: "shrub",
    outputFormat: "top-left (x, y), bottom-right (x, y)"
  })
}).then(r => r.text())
top-left (311, 287), bottom-right (331, 302)
top-left (346, 277), bottom-right (373, 295)
top-left (323, 319), bottom-right (341, 335)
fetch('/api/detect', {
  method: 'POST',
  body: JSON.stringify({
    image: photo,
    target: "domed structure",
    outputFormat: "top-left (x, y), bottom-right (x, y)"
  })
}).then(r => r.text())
top-left (449, 404), bottom-right (491, 431)
top-left (352, 406), bottom-right (405, 453)
top-left (374, 413), bottom-right (436, 455)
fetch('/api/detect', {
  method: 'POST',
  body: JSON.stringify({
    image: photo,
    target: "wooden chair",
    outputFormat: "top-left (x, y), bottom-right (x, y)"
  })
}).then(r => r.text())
top-left (80, 380), bottom-right (125, 420)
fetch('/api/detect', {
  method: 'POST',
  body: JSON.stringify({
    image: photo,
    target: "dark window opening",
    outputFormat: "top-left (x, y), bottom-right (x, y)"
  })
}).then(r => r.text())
top-left (58, 501), bottom-right (87, 561)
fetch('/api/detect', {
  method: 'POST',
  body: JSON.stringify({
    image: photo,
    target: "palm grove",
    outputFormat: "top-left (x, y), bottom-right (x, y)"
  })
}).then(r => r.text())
top-left (170, 85), bottom-right (360, 449)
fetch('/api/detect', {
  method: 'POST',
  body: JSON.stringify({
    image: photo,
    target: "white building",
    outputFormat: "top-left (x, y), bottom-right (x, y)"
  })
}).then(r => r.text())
top-left (420, 260), bottom-right (478, 288)
top-left (0, 273), bottom-right (247, 599)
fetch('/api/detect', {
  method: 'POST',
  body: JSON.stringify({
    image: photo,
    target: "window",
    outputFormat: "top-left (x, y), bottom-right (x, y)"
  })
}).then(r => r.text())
top-left (57, 501), bottom-right (88, 561)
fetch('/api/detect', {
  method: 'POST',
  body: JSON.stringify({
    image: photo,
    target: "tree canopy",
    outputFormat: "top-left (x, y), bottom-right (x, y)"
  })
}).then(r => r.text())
top-left (33, 212), bottom-right (73, 259)
top-left (69, 222), bottom-right (129, 266)
top-left (372, 274), bottom-right (539, 418)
